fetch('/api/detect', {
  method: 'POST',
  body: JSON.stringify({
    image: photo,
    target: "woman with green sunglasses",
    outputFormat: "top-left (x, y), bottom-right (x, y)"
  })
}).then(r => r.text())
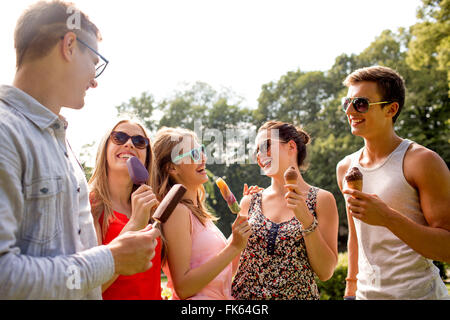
top-left (152, 127), bottom-right (252, 300)
top-left (172, 144), bottom-right (206, 163)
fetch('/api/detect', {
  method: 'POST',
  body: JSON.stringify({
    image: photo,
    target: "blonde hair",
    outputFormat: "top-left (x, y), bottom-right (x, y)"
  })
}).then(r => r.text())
top-left (88, 119), bottom-right (154, 240)
top-left (152, 127), bottom-right (217, 264)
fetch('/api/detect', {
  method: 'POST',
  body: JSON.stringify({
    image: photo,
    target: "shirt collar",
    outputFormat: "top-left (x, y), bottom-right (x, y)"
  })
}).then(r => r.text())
top-left (0, 85), bottom-right (66, 130)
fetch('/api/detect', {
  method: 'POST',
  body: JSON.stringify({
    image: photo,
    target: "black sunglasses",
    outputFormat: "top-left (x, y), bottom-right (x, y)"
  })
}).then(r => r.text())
top-left (110, 131), bottom-right (149, 149)
top-left (341, 97), bottom-right (392, 113)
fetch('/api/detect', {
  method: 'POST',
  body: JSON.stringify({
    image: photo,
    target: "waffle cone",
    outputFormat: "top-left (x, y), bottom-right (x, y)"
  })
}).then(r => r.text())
top-left (347, 179), bottom-right (363, 191)
top-left (285, 178), bottom-right (297, 185)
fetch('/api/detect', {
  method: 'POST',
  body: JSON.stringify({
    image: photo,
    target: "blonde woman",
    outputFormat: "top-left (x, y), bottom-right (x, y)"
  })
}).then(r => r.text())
top-left (89, 119), bottom-right (161, 299)
top-left (152, 127), bottom-right (252, 300)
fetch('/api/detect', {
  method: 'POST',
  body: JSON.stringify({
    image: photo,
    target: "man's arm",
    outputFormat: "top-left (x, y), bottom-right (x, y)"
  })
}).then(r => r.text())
top-left (337, 157), bottom-right (359, 298)
top-left (0, 138), bottom-right (115, 299)
top-left (345, 145), bottom-right (450, 263)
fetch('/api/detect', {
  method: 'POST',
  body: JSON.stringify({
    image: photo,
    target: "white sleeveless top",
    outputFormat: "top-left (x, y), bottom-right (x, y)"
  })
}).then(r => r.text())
top-left (344, 139), bottom-right (449, 300)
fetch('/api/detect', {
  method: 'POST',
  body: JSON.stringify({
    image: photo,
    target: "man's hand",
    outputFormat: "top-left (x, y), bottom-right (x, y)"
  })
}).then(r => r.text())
top-left (343, 189), bottom-right (393, 227)
top-left (108, 224), bottom-right (161, 275)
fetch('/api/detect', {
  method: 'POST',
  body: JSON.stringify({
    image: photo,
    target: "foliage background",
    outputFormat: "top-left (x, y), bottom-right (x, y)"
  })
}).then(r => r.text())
top-left (81, 1), bottom-right (449, 292)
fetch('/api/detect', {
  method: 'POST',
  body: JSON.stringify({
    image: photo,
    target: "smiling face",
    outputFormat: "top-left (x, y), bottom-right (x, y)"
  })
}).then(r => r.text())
top-left (170, 135), bottom-right (208, 188)
top-left (106, 122), bottom-right (148, 175)
top-left (345, 81), bottom-right (394, 139)
top-left (255, 129), bottom-right (294, 177)
top-left (61, 32), bottom-right (99, 110)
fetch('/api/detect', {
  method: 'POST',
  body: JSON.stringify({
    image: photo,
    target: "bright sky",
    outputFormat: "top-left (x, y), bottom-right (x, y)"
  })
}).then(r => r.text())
top-left (0, 0), bottom-right (422, 165)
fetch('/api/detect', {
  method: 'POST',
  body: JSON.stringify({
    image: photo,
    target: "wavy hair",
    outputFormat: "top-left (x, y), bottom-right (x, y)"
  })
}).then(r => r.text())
top-left (88, 119), bottom-right (154, 241)
top-left (152, 127), bottom-right (217, 264)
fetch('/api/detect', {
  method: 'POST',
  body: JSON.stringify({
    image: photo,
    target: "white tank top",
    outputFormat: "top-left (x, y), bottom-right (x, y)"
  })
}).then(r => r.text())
top-left (344, 139), bottom-right (449, 300)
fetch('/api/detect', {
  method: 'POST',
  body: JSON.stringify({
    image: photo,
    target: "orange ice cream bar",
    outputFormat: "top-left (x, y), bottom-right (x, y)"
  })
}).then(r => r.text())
top-left (216, 177), bottom-right (241, 214)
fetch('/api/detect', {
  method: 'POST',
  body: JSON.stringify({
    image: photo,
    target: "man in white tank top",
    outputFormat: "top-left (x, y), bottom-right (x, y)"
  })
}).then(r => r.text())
top-left (336, 66), bottom-right (450, 300)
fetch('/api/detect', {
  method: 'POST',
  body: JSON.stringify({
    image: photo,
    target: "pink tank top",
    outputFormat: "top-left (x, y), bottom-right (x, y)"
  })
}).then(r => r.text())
top-left (162, 211), bottom-right (234, 300)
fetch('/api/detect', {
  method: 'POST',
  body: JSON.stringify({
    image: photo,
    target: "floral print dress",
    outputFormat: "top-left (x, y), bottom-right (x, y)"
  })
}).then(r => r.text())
top-left (232, 188), bottom-right (320, 300)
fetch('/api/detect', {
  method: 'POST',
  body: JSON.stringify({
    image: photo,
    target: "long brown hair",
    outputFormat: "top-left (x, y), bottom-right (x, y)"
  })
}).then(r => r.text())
top-left (152, 127), bottom-right (217, 264)
top-left (88, 119), bottom-right (154, 241)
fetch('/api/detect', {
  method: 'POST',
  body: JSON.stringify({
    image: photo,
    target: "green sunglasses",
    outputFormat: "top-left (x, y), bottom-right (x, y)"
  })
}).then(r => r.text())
top-left (173, 145), bottom-right (206, 163)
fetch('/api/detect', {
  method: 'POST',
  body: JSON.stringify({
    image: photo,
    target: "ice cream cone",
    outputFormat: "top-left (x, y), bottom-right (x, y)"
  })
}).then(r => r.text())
top-left (345, 167), bottom-right (363, 191)
top-left (284, 166), bottom-right (298, 192)
top-left (346, 179), bottom-right (363, 191)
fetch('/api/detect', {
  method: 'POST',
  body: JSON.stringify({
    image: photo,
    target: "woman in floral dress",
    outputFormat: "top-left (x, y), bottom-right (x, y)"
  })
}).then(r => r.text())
top-left (232, 121), bottom-right (339, 300)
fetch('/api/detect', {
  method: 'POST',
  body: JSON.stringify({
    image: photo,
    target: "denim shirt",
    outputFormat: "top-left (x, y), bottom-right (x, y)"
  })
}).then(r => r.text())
top-left (0, 85), bottom-right (114, 299)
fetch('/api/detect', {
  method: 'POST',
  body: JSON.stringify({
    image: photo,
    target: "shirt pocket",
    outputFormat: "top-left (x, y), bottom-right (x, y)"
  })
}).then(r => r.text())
top-left (21, 176), bottom-right (64, 245)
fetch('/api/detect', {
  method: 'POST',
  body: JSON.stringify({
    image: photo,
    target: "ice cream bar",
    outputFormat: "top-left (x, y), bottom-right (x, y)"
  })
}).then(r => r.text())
top-left (152, 184), bottom-right (187, 227)
top-left (216, 177), bottom-right (241, 214)
top-left (345, 167), bottom-right (363, 191)
top-left (127, 156), bottom-right (149, 185)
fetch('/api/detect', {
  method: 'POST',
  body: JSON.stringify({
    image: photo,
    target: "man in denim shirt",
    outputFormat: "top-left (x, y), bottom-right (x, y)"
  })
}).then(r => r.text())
top-left (0, 1), bottom-right (160, 299)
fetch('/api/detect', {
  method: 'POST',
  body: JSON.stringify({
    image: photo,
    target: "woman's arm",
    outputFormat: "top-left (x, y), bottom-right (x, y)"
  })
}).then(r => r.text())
top-left (164, 203), bottom-right (251, 299)
top-left (303, 190), bottom-right (339, 281)
top-left (231, 194), bottom-right (253, 275)
top-left (285, 185), bottom-right (339, 281)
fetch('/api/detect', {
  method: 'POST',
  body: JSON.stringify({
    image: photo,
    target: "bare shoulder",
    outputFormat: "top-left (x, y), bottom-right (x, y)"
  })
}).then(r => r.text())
top-left (404, 142), bottom-right (449, 188)
top-left (315, 188), bottom-right (338, 216)
top-left (163, 202), bottom-right (191, 231)
top-left (404, 143), bottom-right (446, 166)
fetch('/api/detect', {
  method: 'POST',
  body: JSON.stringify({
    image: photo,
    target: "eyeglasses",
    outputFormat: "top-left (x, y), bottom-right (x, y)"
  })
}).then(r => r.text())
top-left (173, 145), bottom-right (206, 163)
top-left (110, 131), bottom-right (149, 149)
top-left (341, 97), bottom-right (392, 113)
top-left (76, 38), bottom-right (109, 78)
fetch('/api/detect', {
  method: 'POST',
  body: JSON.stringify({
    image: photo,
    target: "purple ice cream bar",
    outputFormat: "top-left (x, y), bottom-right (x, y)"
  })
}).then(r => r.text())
top-left (126, 156), bottom-right (149, 185)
